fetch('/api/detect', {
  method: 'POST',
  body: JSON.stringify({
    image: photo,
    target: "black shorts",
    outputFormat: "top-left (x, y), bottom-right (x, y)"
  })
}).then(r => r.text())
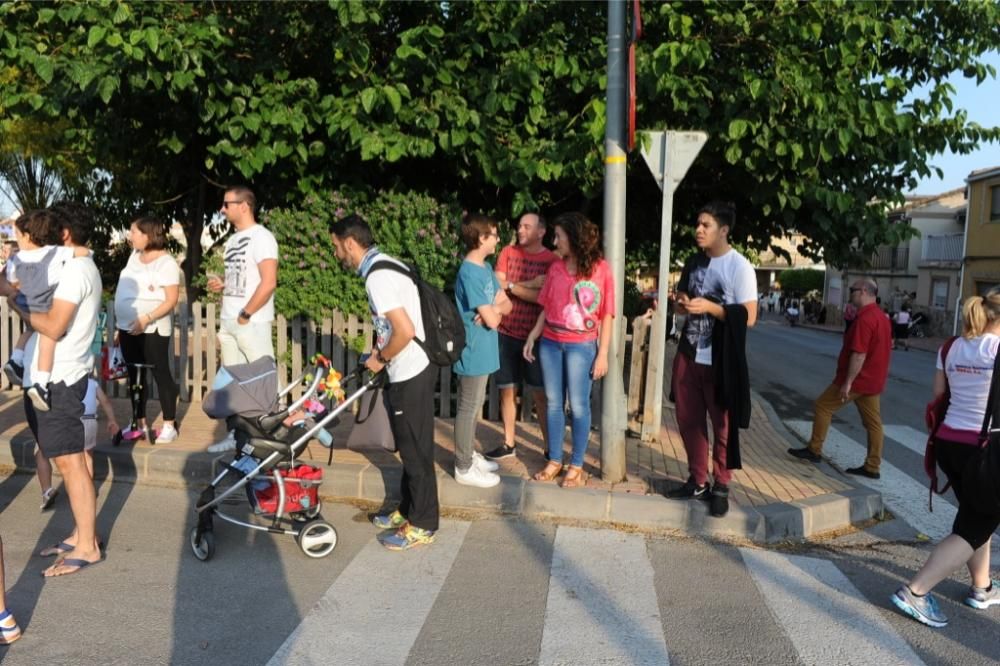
top-left (25, 376), bottom-right (88, 458)
top-left (495, 333), bottom-right (543, 389)
top-left (936, 437), bottom-right (1000, 550)
top-left (893, 323), bottom-right (909, 339)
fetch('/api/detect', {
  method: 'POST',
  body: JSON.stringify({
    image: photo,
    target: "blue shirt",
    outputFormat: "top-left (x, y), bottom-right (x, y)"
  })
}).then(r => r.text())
top-left (453, 260), bottom-right (500, 376)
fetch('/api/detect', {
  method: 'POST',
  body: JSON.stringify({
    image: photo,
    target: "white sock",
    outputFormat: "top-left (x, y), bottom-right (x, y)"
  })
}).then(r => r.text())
top-left (11, 349), bottom-right (24, 364)
top-left (34, 370), bottom-right (51, 386)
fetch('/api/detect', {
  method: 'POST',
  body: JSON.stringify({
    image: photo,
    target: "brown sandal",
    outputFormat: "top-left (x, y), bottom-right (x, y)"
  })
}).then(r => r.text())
top-left (561, 465), bottom-right (585, 488)
top-left (533, 460), bottom-right (563, 482)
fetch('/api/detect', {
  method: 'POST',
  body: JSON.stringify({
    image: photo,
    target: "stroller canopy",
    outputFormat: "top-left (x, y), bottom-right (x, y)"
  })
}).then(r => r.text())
top-left (202, 356), bottom-right (279, 420)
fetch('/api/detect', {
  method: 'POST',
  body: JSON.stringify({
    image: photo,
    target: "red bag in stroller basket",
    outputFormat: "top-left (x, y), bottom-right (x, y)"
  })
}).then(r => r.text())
top-left (253, 465), bottom-right (323, 514)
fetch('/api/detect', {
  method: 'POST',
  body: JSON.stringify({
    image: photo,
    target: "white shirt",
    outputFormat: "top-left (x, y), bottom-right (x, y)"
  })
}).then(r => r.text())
top-left (221, 224), bottom-right (278, 322)
top-left (114, 251), bottom-right (181, 336)
top-left (680, 249), bottom-right (757, 365)
top-left (893, 311), bottom-right (912, 325)
top-left (6, 245), bottom-right (75, 287)
top-left (83, 377), bottom-right (98, 417)
top-left (362, 251), bottom-right (429, 383)
top-left (23, 256), bottom-right (103, 387)
top-left (937, 333), bottom-right (999, 432)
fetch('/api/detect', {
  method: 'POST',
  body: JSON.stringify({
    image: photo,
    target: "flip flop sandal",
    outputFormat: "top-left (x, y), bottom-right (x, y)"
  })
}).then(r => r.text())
top-left (43, 555), bottom-right (104, 578)
top-left (0, 610), bottom-right (21, 646)
top-left (40, 540), bottom-right (105, 558)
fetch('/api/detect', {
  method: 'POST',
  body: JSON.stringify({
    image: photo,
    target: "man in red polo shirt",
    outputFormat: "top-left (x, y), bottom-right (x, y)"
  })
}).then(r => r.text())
top-left (788, 278), bottom-right (892, 478)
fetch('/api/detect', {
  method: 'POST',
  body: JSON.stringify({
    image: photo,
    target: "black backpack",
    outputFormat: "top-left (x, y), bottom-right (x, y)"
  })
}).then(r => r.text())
top-left (368, 260), bottom-right (465, 366)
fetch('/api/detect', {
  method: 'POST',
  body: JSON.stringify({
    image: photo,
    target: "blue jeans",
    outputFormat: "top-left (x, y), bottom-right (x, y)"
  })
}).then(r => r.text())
top-left (539, 337), bottom-right (597, 468)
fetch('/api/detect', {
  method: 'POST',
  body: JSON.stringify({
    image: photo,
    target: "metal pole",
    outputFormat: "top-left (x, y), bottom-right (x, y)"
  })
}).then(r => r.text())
top-left (641, 134), bottom-right (674, 441)
top-left (600, 0), bottom-right (627, 482)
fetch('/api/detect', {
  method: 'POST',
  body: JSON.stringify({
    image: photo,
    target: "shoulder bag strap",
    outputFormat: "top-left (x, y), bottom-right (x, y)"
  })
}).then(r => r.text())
top-left (979, 343), bottom-right (1000, 444)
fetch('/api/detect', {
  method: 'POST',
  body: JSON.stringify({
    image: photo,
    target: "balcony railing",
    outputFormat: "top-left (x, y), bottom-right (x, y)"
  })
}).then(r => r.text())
top-left (921, 233), bottom-right (964, 262)
top-left (869, 245), bottom-right (909, 271)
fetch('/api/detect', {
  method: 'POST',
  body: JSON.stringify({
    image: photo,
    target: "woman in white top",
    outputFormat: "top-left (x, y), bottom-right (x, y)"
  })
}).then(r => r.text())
top-left (113, 217), bottom-right (181, 443)
top-left (890, 287), bottom-right (1000, 628)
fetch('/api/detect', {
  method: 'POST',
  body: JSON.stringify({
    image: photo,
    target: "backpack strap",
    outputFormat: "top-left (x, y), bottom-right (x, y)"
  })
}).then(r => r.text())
top-left (979, 341), bottom-right (1000, 445)
top-left (366, 260), bottom-right (431, 357)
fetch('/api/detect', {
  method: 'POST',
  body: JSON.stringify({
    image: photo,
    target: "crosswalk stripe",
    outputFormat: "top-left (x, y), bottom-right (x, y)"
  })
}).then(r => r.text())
top-left (883, 424), bottom-right (931, 456)
top-left (740, 548), bottom-right (927, 666)
top-left (266, 520), bottom-right (471, 666)
top-left (786, 420), bottom-right (955, 540)
top-left (539, 526), bottom-right (670, 666)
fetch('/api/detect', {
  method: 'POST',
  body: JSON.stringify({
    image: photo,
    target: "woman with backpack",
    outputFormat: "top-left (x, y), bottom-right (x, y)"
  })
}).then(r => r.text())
top-left (890, 287), bottom-right (1000, 628)
top-left (523, 212), bottom-right (614, 488)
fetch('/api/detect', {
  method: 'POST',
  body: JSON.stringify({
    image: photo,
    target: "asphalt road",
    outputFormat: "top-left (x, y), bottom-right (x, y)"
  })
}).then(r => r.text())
top-left (1, 477), bottom-right (998, 665)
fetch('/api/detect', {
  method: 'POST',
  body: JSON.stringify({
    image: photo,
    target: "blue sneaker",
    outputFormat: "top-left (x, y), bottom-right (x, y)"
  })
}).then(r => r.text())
top-left (371, 510), bottom-right (406, 530)
top-left (379, 524), bottom-right (435, 551)
top-left (964, 580), bottom-right (1000, 609)
top-left (891, 586), bottom-right (948, 628)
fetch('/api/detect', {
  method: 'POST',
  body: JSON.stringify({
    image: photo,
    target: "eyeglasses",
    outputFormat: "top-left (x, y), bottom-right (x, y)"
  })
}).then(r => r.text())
top-left (849, 287), bottom-right (864, 294)
top-left (221, 200), bottom-right (244, 209)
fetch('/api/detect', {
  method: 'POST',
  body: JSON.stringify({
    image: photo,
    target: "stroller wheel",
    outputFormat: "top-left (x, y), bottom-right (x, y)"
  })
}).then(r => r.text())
top-left (291, 500), bottom-right (322, 523)
top-left (189, 527), bottom-right (215, 562)
top-left (297, 520), bottom-right (337, 558)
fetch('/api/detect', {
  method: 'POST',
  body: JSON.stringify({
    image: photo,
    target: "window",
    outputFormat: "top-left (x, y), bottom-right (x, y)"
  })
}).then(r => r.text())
top-left (931, 278), bottom-right (949, 310)
top-left (991, 185), bottom-right (1000, 222)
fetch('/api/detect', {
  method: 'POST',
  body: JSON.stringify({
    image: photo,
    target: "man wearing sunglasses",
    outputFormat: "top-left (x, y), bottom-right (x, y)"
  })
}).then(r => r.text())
top-left (206, 185), bottom-right (279, 453)
top-left (788, 279), bottom-right (892, 478)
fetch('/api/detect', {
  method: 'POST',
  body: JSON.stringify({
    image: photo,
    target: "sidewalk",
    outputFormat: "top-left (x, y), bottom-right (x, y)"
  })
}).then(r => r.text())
top-left (0, 381), bottom-right (881, 543)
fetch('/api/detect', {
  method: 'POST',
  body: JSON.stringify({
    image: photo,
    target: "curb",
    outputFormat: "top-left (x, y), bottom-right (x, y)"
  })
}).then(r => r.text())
top-left (0, 416), bottom-right (885, 544)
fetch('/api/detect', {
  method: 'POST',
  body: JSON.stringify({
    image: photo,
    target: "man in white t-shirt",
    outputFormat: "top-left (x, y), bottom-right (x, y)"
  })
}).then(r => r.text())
top-left (206, 186), bottom-right (278, 452)
top-left (330, 214), bottom-right (439, 551)
top-left (10, 204), bottom-right (103, 577)
top-left (667, 201), bottom-right (758, 518)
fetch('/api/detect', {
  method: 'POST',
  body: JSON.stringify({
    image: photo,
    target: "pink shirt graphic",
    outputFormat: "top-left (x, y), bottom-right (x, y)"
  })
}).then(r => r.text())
top-left (537, 258), bottom-right (615, 343)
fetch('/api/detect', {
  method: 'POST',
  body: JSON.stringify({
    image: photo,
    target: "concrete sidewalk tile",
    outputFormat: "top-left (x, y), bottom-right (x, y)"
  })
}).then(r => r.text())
top-left (438, 473), bottom-right (523, 512)
top-left (522, 481), bottom-right (609, 522)
top-left (144, 448), bottom-right (214, 483)
top-left (321, 462), bottom-right (368, 499)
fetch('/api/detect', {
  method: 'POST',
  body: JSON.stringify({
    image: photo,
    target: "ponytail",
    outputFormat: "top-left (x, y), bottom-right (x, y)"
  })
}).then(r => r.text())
top-left (962, 286), bottom-right (1000, 339)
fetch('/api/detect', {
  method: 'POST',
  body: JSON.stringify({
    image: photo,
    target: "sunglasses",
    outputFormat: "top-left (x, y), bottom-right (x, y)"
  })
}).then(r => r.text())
top-left (221, 200), bottom-right (244, 209)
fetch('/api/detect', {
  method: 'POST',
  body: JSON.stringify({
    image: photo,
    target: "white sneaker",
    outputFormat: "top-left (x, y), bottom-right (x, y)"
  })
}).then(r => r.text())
top-left (155, 424), bottom-right (179, 444)
top-left (473, 451), bottom-right (500, 472)
top-left (207, 431), bottom-right (237, 453)
top-left (455, 464), bottom-right (500, 488)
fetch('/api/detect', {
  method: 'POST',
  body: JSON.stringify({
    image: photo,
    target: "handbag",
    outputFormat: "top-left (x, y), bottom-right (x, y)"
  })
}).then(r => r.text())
top-left (923, 336), bottom-right (958, 510)
top-left (101, 344), bottom-right (128, 381)
top-left (962, 347), bottom-right (1000, 515)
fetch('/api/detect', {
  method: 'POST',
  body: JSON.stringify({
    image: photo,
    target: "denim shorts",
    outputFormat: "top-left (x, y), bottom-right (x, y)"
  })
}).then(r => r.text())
top-left (494, 333), bottom-right (543, 389)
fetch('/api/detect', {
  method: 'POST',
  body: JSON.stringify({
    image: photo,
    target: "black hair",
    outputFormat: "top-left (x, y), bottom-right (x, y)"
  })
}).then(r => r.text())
top-left (696, 200), bottom-right (736, 232)
top-left (328, 213), bottom-right (374, 248)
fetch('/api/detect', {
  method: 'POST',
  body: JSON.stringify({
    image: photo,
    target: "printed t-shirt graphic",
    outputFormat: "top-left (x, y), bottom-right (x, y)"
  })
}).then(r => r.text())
top-left (677, 250), bottom-right (757, 365)
top-left (537, 259), bottom-right (615, 343)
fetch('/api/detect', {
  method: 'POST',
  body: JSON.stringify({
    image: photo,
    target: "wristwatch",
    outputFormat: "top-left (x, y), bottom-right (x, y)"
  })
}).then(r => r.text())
top-left (238, 309), bottom-right (251, 320)
top-left (506, 282), bottom-right (516, 294)
top-left (375, 349), bottom-right (389, 364)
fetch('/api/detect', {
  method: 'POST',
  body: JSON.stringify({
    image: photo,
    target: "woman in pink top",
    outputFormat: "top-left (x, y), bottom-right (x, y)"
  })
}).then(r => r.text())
top-left (524, 213), bottom-right (614, 488)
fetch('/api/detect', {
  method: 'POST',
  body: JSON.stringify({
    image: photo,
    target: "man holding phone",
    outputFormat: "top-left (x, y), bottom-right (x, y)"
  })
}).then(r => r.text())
top-left (206, 185), bottom-right (279, 453)
top-left (667, 201), bottom-right (757, 517)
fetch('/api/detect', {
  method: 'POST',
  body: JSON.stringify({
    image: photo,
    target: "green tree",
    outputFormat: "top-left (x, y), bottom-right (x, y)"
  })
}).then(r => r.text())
top-left (777, 268), bottom-right (825, 294)
top-left (0, 0), bottom-right (996, 293)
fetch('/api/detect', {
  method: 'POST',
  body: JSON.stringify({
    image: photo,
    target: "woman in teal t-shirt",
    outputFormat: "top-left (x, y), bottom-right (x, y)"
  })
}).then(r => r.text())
top-left (452, 214), bottom-right (512, 488)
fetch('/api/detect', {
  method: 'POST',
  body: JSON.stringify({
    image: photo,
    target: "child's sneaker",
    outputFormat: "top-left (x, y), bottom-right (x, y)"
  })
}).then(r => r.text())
top-left (155, 423), bottom-right (179, 444)
top-left (380, 523), bottom-right (435, 551)
top-left (27, 382), bottom-right (51, 412)
top-left (371, 509), bottom-right (406, 530)
top-left (0, 608), bottom-right (21, 646)
top-left (39, 487), bottom-right (58, 511)
top-left (3, 360), bottom-right (23, 386)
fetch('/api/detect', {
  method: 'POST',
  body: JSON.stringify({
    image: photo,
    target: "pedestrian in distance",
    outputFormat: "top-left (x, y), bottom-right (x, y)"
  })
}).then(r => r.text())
top-left (892, 304), bottom-right (911, 351)
top-left (0, 535), bottom-right (20, 646)
top-left (329, 214), bottom-right (440, 551)
top-left (452, 214), bottom-right (511, 488)
top-left (666, 201), bottom-right (757, 518)
top-left (207, 185), bottom-right (279, 453)
top-left (788, 278), bottom-right (892, 478)
top-left (113, 216), bottom-right (182, 443)
top-left (525, 212), bottom-right (614, 489)
top-left (890, 288), bottom-right (1000, 628)
top-left (488, 212), bottom-right (558, 461)
top-left (9, 203), bottom-right (104, 576)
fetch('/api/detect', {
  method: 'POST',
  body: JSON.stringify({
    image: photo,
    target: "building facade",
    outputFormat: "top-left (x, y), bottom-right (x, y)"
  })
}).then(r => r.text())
top-left (960, 167), bottom-right (1000, 307)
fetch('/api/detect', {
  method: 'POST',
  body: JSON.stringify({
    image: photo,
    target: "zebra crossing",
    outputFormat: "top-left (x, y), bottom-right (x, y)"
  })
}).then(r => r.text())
top-left (264, 517), bottom-right (986, 666)
top-left (785, 420), bottom-right (959, 541)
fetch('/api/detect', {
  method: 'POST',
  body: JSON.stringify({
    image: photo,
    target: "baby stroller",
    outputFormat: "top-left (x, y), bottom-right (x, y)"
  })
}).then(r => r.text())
top-left (189, 353), bottom-right (384, 561)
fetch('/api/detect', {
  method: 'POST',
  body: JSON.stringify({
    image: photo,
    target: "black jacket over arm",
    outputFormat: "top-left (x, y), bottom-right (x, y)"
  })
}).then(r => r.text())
top-left (711, 304), bottom-right (751, 469)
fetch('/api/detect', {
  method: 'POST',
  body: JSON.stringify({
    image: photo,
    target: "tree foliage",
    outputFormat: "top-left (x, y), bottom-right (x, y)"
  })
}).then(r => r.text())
top-left (0, 0), bottom-right (996, 296)
top-left (777, 268), bottom-right (825, 294)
